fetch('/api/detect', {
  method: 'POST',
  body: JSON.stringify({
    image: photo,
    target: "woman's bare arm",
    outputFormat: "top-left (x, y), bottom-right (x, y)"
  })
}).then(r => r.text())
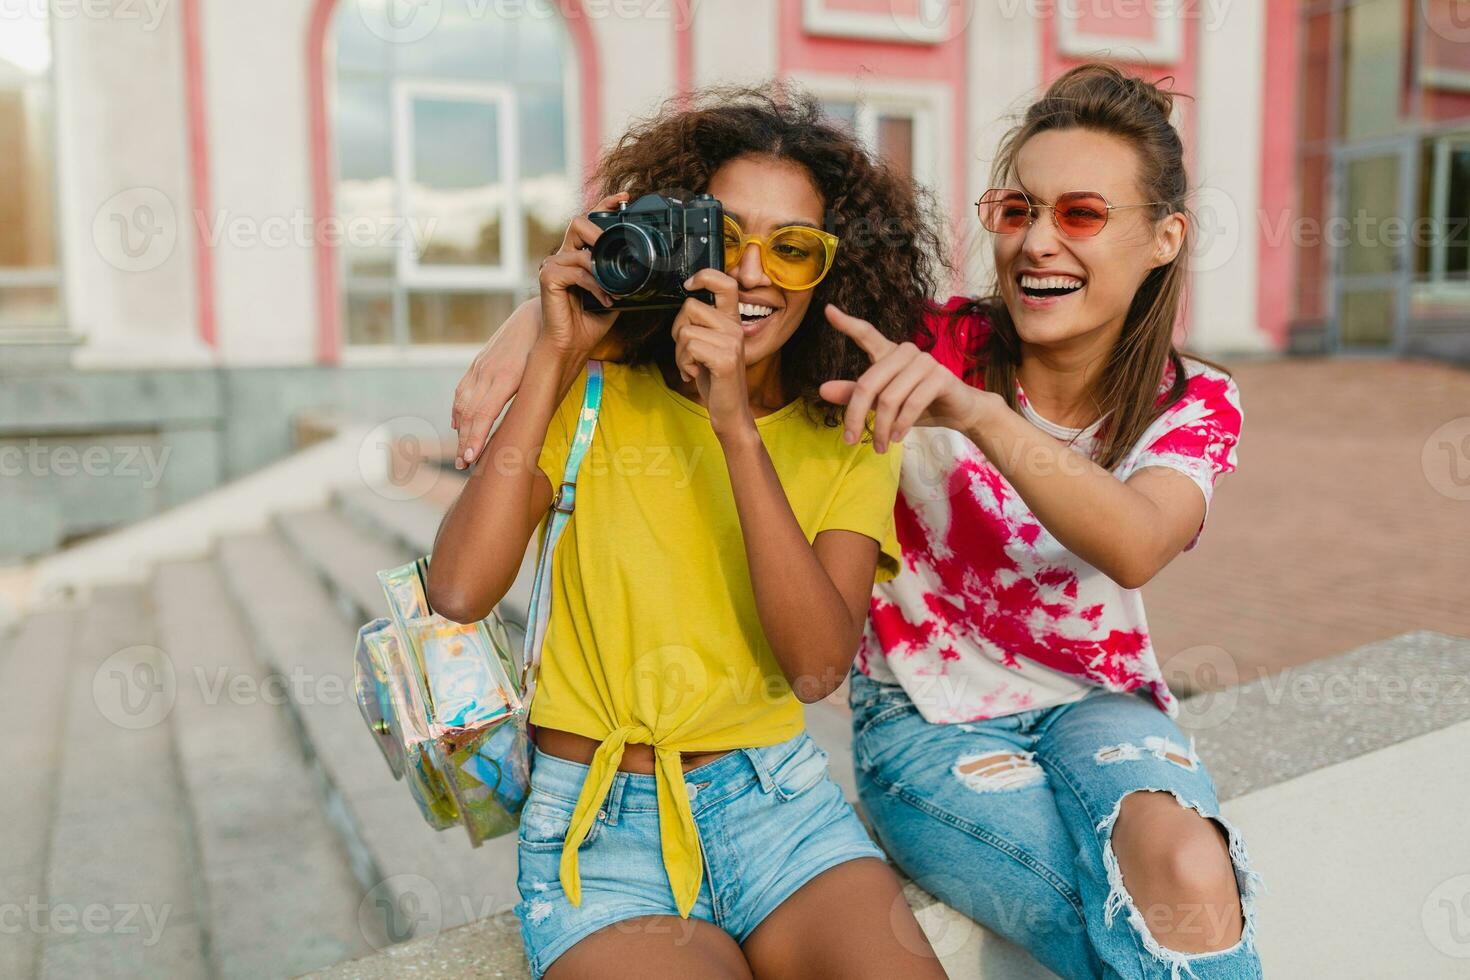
top-left (723, 426), bottom-right (883, 703)
top-left (429, 204), bottom-right (623, 620)
top-left (671, 271), bottom-right (879, 703)
top-left (427, 342), bottom-right (586, 623)
top-left (822, 305), bottom-right (1204, 591)
top-left (452, 298), bottom-right (631, 470)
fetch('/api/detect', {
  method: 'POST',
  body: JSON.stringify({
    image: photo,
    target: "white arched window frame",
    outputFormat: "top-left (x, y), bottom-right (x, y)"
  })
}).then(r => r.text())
top-left (331, 6), bottom-right (581, 358)
top-left (391, 80), bottom-right (525, 290)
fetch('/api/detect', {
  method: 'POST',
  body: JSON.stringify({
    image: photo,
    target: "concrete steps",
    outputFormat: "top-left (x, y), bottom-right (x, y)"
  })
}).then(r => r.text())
top-left (38, 587), bottom-right (208, 978)
top-left (0, 611), bottom-right (78, 979)
top-left (273, 508), bottom-right (415, 627)
top-left (150, 559), bottom-right (373, 977)
top-left (6, 567), bottom-right (381, 979)
top-left (214, 526), bottom-right (521, 941)
top-left (5, 475), bottom-right (1006, 979)
top-left (332, 484), bottom-right (540, 631)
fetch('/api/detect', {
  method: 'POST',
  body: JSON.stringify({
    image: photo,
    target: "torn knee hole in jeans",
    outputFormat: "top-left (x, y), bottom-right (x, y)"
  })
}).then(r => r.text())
top-left (1095, 736), bottom-right (1199, 771)
top-left (953, 752), bottom-right (1046, 792)
top-left (1097, 790), bottom-right (1265, 980)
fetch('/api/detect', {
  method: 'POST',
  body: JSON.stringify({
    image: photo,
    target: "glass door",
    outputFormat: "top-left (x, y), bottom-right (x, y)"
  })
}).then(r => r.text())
top-left (1330, 141), bottom-right (1414, 352)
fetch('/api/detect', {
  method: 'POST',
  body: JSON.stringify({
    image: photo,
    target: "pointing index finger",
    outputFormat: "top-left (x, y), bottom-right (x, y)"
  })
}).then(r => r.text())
top-left (825, 304), bottom-right (896, 362)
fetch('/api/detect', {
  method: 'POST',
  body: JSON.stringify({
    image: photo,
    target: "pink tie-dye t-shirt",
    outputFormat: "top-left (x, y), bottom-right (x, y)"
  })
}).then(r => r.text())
top-left (855, 297), bottom-right (1243, 723)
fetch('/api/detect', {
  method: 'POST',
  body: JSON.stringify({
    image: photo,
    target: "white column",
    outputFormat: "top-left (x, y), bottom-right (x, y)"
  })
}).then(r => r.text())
top-left (962, 2), bottom-right (1043, 295)
top-left (53, 4), bottom-right (207, 368)
top-left (203, 0), bottom-right (318, 366)
top-left (589, 6), bottom-right (677, 145)
top-left (692, 0), bottom-right (778, 88)
top-left (1191, 0), bottom-right (1270, 354)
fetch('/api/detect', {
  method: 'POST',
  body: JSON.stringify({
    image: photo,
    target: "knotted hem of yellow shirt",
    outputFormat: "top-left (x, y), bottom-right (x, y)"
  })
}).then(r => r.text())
top-left (557, 725), bottom-right (705, 919)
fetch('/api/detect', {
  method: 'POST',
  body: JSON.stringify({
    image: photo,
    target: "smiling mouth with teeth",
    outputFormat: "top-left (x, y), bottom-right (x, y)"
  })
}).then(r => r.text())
top-left (739, 302), bottom-right (777, 324)
top-left (1018, 274), bottom-right (1086, 299)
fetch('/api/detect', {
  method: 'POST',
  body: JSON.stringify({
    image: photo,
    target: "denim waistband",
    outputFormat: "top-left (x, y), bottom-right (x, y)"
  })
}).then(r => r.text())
top-left (848, 666), bottom-right (910, 707)
top-left (527, 730), bottom-right (809, 822)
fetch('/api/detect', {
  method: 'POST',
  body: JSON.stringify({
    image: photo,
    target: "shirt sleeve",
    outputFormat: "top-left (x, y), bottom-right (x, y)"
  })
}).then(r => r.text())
top-left (535, 363), bottom-right (590, 489)
top-left (914, 295), bottom-right (988, 383)
top-left (818, 441), bottom-right (905, 582)
top-left (1128, 369), bottom-right (1243, 552)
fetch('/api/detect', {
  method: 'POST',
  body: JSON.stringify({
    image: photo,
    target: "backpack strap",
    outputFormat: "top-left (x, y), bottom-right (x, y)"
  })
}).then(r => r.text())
top-left (518, 359), bottom-right (603, 707)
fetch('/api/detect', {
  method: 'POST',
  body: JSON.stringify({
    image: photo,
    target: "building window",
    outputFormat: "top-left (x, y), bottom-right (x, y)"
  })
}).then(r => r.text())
top-left (1418, 135), bottom-right (1470, 285)
top-left (0, 6), bottom-right (61, 331)
top-left (1294, 0), bottom-right (1470, 344)
top-left (332, 1), bottom-right (575, 347)
top-left (821, 99), bottom-right (926, 184)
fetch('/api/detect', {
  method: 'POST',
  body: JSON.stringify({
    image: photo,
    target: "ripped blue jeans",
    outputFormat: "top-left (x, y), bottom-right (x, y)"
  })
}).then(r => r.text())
top-left (850, 669), bottom-right (1262, 980)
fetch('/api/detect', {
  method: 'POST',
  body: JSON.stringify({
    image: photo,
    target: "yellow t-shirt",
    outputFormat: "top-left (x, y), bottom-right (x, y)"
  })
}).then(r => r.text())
top-left (531, 360), bottom-right (902, 918)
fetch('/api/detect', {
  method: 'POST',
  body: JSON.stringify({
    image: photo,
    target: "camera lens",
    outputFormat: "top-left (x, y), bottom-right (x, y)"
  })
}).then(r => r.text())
top-left (590, 224), bottom-right (660, 297)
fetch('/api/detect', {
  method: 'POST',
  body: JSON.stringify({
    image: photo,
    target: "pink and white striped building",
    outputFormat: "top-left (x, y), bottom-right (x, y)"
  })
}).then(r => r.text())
top-left (2, 0), bottom-right (1467, 554)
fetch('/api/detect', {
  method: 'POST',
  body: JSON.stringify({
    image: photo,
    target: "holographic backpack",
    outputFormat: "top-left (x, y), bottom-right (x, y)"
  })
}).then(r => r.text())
top-left (351, 361), bottom-right (604, 844)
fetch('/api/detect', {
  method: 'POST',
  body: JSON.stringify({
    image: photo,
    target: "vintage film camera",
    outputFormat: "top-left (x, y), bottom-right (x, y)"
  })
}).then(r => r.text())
top-left (580, 192), bottom-right (724, 312)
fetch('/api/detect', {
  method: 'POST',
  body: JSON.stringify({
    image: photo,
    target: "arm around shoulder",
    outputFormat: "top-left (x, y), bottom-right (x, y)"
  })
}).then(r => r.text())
top-left (428, 341), bottom-right (588, 622)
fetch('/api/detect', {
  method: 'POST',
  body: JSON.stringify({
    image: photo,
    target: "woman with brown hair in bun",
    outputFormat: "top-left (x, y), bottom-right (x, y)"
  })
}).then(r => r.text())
top-left (830, 64), bottom-right (1262, 979)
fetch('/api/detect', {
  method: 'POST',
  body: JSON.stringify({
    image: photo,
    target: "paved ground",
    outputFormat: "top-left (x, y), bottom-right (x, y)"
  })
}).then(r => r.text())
top-left (1145, 356), bottom-right (1470, 688)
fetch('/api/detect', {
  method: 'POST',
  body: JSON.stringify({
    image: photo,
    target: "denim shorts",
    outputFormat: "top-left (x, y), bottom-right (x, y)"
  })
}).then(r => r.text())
top-left (512, 729), bottom-right (886, 978)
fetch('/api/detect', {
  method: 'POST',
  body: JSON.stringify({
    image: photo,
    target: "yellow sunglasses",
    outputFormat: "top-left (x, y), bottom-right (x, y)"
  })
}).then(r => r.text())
top-left (721, 215), bottom-right (839, 291)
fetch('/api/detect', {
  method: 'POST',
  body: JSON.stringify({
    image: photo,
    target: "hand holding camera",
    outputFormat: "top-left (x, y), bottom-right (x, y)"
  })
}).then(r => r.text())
top-left (672, 267), bottom-right (750, 438)
top-left (537, 192), bottom-right (629, 356)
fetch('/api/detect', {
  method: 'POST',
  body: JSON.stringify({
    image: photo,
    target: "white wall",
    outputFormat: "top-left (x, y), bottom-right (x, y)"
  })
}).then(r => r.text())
top-left (693, 0), bottom-right (778, 88)
top-left (200, 0), bottom-right (319, 366)
top-left (962, 2), bottom-right (1042, 296)
top-left (1191, 0), bottom-right (1270, 354)
top-left (53, 4), bottom-right (207, 368)
top-left (588, 5), bottom-right (677, 157)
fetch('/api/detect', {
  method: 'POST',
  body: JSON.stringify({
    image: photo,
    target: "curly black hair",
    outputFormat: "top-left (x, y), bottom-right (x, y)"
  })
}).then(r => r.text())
top-left (586, 82), bottom-right (949, 425)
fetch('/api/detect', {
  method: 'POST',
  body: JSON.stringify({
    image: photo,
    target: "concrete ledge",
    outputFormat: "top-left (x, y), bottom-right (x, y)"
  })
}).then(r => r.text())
top-left (304, 912), bottom-right (526, 980)
top-left (1181, 630), bottom-right (1470, 801)
top-left (1226, 718), bottom-right (1470, 975)
top-left (303, 630), bottom-right (1470, 979)
top-left (26, 427), bottom-right (384, 601)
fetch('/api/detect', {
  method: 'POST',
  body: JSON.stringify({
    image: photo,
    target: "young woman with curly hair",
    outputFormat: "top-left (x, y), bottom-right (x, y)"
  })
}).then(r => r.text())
top-left (427, 85), bottom-right (950, 980)
top-left (453, 65), bottom-right (1265, 979)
